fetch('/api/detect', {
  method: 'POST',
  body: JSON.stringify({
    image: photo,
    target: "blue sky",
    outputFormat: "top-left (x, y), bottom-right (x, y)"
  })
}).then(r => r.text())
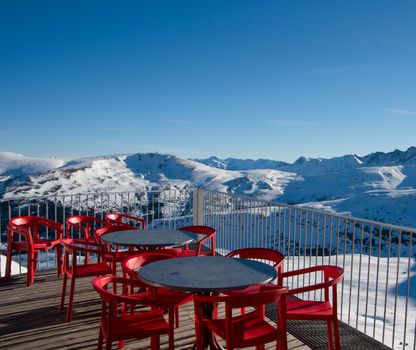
top-left (0, 0), bottom-right (415, 162)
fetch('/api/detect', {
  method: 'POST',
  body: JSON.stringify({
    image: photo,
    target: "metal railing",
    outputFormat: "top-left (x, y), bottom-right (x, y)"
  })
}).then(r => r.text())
top-left (0, 189), bottom-right (194, 276)
top-left (200, 189), bottom-right (416, 350)
top-left (1, 188), bottom-right (415, 349)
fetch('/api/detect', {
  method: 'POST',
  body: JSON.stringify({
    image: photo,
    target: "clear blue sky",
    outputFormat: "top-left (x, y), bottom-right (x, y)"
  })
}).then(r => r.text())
top-left (1, 1), bottom-right (415, 162)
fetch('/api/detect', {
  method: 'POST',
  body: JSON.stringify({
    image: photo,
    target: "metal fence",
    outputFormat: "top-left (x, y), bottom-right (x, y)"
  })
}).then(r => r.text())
top-left (200, 189), bottom-right (416, 350)
top-left (1, 188), bottom-right (415, 349)
top-left (0, 189), bottom-right (194, 276)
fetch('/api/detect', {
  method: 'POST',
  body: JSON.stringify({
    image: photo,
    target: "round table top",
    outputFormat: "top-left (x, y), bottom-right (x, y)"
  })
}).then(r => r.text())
top-left (100, 229), bottom-right (195, 247)
top-left (138, 256), bottom-right (277, 293)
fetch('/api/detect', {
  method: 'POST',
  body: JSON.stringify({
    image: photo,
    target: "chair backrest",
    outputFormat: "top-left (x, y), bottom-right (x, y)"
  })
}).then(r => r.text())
top-left (226, 247), bottom-right (285, 274)
top-left (323, 265), bottom-right (344, 285)
top-left (61, 238), bottom-right (104, 270)
top-left (105, 213), bottom-right (147, 229)
top-left (176, 225), bottom-right (216, 256)
top-left (93, 275), bottom-right (162, 308)
top-left (194, 284), bottom-right (288, 328)
top-left (122, 252), bottom-right (176, 280)
top-left (65, 215), bottom-right (110, 240)
top-left (278, 265), bottom-right (344, 301)
top-left (7, 216), bottom-right (62, 242)
top-left (226, 284), bottom-right (288, 309)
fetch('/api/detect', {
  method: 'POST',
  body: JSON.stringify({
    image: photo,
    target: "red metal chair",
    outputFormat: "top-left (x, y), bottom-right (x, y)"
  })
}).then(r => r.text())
top-left (224, 248), bottom-right (285, 314)
top-left (278, 265), bottom-right (344, 350)
top-left (95, 225), bottom-right (139, 275)
top-left (60, 238), bottom-right (113, 322)
top-left (65, 215), bottom-right (111, 265)
top-left (174, 225), bottom-right (216, 256)
top-left (105, 212), bottom-right (147, 229)
top-left (122, 252), bottom-right (193, 349)
top-left (65, 215), bottom-right (110, 241)
top-left (92, 276), bottom-right (172, 350)
top-left (193, 284), bottom-right (288, 350)
top-left (5, 216), bottom-right (63, 286)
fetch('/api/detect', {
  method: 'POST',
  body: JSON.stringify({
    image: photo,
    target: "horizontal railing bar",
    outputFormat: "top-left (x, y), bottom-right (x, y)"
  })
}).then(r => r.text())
top-left (201, 189), bottom-right (416, 233)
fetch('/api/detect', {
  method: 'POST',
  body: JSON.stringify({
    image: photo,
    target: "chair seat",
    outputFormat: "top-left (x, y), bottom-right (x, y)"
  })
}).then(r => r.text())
top-left (34, 238), bottom-right (61, 249)
top-left (286, 298), bottom-right (333, 319)
top-left (66, 262), bottom-right (112, 277)
top-left (205, 311), bottom-right (279, 348)
top-left (103, 309), bottom-right (169, 341)
top-left (153, 288), bottom-right (192, 307)
top-left (12, 239), bottom-right (60, 251)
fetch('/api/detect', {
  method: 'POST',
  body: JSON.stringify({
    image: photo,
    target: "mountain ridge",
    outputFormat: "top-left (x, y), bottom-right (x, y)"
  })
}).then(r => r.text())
top-left (1, 147), bottom-right (416, 228)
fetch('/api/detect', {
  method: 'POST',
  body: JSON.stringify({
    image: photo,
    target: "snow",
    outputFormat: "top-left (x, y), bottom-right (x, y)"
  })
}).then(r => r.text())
top-left (284, 255), bottom-right (416, 350)
top-left (0, 151), bottom-right (64, 176)
top-left (0, 254), bottom-right (27, 276)
top-left (2, 147), bottom-right (416, 228)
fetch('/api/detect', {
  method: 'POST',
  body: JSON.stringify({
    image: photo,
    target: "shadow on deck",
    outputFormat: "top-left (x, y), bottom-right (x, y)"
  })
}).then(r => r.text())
top-left (0, 269), bottom-right (390, 349)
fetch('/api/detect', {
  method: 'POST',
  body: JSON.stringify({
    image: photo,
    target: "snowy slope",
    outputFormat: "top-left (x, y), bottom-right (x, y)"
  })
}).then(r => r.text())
top-left (2, 147), bottom-right (416, 228)
top-left (2, 153), bottom-right (299, 202)
top-left (0, 151), bottom-right (64, 195)
top-left (196, 156), bottom-right (289, 170)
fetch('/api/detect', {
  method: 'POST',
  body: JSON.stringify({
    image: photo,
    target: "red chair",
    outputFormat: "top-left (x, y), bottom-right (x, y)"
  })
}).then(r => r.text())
top-left (225, 248), bottom-right (285, 295)
top-left (122, 252), bottom-right (193, 349)
top-left (65, 215), bottom-right (111, 265)
top-left (92, 276), bottom-right (172, 350)
top-left (193, 285), bottom-right (288, 350)
top-left (65, 215), bottom-right (110, 241)
top-left (174, 225), bottom-right (216, 257)
top-left (224, 248), bottom-right (285, 316)
top-left (278, 265), bottom-right (344, 350)
top-left (5, 216), bottom-right (63, 286)
top-left (95, 225), bottom-right (138, 275)
top-left (60, 239), bottom-right (113, 322)
top-left (105, 212), bottom-right (147, 229)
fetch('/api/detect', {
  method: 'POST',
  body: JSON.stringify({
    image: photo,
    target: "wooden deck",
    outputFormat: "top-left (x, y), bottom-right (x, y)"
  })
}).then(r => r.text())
top-left (0, 269), bottom-right (309, 350)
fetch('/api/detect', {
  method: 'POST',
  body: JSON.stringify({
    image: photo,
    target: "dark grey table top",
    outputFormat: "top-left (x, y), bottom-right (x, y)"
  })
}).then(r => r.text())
top-left (100, 229), bottom-right (195, 247)
top-left (138, 256), bottom-right (277, 293)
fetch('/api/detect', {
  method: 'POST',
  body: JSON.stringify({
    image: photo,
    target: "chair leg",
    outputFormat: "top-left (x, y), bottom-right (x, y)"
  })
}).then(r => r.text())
top-left (67, 276), bottom-right (76, 322)
top-left (105, 339), bottom-right (112, 350)
top-left (5, 241), bottom-right (13, 280)
top-left (150, 335), bottom-right (160, 350)
top-left (255, 345), bottom-right (265, 350)
top-left (57, 246), bottom-right (63, 277)
top-left (169, 309), bottom-right (175, 350)
top-left (28, 252), bottom-right (36, 286)
top-left (175, 307), bottom-right (180, 328)
top-left (277, 335), bottom-right (288, 350)
top-left (327, 320), bottom-right (334, 350)
top-left (195, 321), bottom-right (204, 350)
top-left (34, 252), bottom-right (39, 271)
top-left (333, 317), bottom-right (341, 350)
top-left (60, 274), bottom-right (67, 310)
top-left (97, 327), bottom-right (104, 350)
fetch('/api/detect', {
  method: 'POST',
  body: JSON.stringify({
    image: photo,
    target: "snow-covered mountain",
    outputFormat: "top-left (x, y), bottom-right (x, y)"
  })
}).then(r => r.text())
top-left (195, 156), bottom-right (289, 170)
top-left (0, 152), bottom-right (64, 195)
top-left (2, 153), bottom-right (299, 203)
top-left (1, 147), bottom-right (416, 228)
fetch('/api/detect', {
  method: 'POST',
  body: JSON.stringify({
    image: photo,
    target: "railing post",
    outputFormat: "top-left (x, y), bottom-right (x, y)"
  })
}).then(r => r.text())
top-left (193, 189), bottom-right (204, 226)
